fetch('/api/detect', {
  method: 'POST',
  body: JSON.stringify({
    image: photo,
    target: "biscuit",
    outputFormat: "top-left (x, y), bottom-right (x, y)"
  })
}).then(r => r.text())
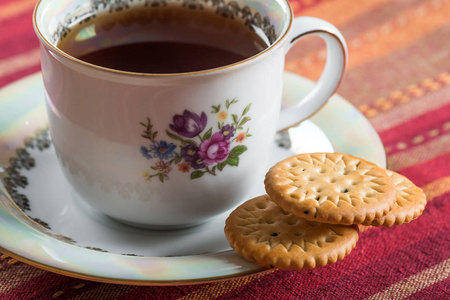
top-left (264, 153), bottom-right (397, 225)
top-left (362, 170), bottom-right (427, 227)
top-left (224, 195), bottom-right (359, 270)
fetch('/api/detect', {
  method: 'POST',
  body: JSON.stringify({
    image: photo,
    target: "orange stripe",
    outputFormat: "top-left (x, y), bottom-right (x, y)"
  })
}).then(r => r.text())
top-left (385, 121), bottom-right (450, 155)
top-left (295, 0), bottom-right (392, 25)
top-left (387, 136), bottom-right (450, 171)
top-left (347, 1), bottom-right (450, 69)
top-left (287, 0), bottom-right (450, 79)
top-left (370, 85), bottom-right (450, 132)
top-left (0, 263), bottom-right (46, 293)
top-left (0, 48), bottom-right (41, 79)
top-left (359, 72), bottom-right (450, 118)
top-left (177, 270), bottom-right (274, 300)
top-left (422, 175), bottom-right (450, 201)
top-left (0, 0), bottom-right (36, 21)
top-left (365, 258), bottom-right (450, 300)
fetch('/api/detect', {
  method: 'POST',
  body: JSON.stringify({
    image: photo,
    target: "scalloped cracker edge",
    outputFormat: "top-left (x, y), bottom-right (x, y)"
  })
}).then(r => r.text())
top-left (264, 153), bottom-right (397, 225)
top-left (362, 170), bottom-right (427, 227)
top-left (224, 195), bottom-right (359, 270)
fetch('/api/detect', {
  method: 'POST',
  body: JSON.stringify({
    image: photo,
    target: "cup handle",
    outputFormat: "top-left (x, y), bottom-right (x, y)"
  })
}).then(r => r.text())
top-left (277, 16), bottom-right (348, 132)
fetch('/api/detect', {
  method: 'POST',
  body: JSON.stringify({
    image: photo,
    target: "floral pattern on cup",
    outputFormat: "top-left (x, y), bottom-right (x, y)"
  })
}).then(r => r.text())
top-left (140, 98), bottom-right (252, 182)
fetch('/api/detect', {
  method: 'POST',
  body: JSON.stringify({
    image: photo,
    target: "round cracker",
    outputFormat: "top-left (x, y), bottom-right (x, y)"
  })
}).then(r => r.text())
top-left (362, 170), bottom-right (427, 227)
top-left (224, 195), bottom-right (359, 270)
top-left (264, 153), bottom-right (397, 225)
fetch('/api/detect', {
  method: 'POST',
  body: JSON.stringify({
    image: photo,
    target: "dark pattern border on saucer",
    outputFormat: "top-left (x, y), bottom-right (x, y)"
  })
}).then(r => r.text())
top-left (2, 128), bottom-right (51, 213)
top-left (52, 0), bottom-right (277, 44)
top-left (0, 129), bottom-right (118, 255)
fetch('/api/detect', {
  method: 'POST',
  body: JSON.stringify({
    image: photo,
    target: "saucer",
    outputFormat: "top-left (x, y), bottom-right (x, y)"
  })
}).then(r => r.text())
top-left (0, 72), bottom-right (386, 285)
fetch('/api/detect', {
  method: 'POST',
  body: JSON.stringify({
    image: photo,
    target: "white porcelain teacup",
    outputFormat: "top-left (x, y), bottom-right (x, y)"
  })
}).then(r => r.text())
top-left (33, 0), bottom-right (347, 228)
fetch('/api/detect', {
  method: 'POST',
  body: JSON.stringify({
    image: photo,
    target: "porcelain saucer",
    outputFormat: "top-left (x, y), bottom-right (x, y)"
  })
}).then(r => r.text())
top-left (0, 72), bottom-right (386, 285)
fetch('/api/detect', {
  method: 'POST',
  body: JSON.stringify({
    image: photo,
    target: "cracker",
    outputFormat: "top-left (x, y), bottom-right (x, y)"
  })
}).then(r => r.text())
top-left (224, 195), bottom-right (359, 270)
top-left (264, 153), bottom-right (397, 225)
top-left (362, 170), bottom-right (427, 227)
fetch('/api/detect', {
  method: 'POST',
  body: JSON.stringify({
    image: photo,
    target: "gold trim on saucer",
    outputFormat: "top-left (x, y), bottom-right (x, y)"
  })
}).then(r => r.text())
top-left (0, 245), bottom-right (270, 286)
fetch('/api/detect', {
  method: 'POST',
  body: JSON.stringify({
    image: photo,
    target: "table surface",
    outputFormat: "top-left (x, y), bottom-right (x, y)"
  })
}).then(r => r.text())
top-left (0, 0), bottom-right (449, 299)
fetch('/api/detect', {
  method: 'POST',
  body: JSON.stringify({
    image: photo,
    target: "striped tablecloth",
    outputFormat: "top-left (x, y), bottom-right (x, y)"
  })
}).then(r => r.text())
top-left (1, 0), bottom-right (449, 298)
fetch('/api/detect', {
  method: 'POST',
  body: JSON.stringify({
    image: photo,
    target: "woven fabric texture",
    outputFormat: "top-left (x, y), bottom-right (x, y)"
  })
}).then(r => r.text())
top-left (0, 0), bottom-right (449, 299)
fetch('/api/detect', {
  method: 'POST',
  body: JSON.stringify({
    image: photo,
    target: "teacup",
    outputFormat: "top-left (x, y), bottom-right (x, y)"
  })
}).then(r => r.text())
top-left (33, 0), bottom-right (347, 228)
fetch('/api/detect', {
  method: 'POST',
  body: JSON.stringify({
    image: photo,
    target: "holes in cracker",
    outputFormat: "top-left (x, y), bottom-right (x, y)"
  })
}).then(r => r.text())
top-left (342, 169), bottom-right (351, 175)
top-left (265, 218), bottom-right (276, 225)
top-left (293, 166), bottom-right (306, 173)
top-left (316, 167), bottom-right (327, 174)
top-left (324, 236), bottom-right (336, 243)
top-left (294, 232), bottom-right (303, 237)
top-left (318, 187), bottom-right (324, 192)
top-left (313, 186), bottom-right (324, 193)
top-left (289, 161), bottom-right (299, 168)
top-left (271, 232), bottom-right (280, 237)
top-left (330, 177), bottom-right (339, 183)
top-left (286, 218), bottom-right (298, 226)
top-left (256, 201), bottom-right (268, 209)
top-left (341, 188), bottom-right (349, 194)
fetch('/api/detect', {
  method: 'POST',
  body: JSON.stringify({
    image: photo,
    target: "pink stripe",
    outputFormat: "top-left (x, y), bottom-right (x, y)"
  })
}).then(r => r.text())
top-left (0, 15), bottom-right (37, 59)
top-left (300, 229), bottom-right (450, 298)
top-left (0, 0), bottom-right (25, 7)
top-left (0, 65), bottom-right (41, 88)
top-left (0, 30), bottom-right (39, 61)
top-left (216, 193), bottom-right (450, 299)
top-left (0, 29), bottom-right (39, 60)
top-left (379, 103), bottom-right (450, 145)
top-left (398, 152), bottom-right (450, 187)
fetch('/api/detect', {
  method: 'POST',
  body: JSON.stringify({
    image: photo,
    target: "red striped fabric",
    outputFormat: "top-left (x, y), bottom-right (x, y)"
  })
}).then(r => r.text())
top-left (399, 153), bottom-right (450, 187)
top-left (0, 0), bottom-right (449, 298)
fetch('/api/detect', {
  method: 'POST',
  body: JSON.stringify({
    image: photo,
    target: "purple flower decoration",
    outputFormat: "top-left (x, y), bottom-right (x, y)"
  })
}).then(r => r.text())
top-left (169, 110), bottom-right (207, 138)
top-left (180, 144), bottom-right (198, 162)
top-left (220, 124), bottom-right (235, 140)
top-left (198, 132), bottom-right (230, 165)
top-left (180, 144), bottom-right (205, 169)
top-left (191, 158), bottom-right (206, 170)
